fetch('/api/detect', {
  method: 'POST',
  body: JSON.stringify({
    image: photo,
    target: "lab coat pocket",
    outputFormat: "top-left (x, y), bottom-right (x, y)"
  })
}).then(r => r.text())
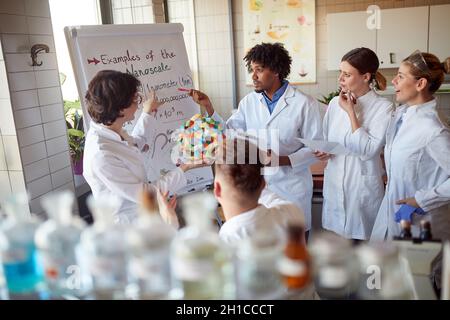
top-left (403, 153), bottom-right (420, 183)
top-left (277, 115), bottom-right (299, 141)
top-left (360, 175), bottom-right (384, 210)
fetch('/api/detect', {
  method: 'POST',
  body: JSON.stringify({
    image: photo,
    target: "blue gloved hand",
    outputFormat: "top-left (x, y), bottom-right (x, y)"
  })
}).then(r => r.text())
top-left (394, 204), bottom-right (426, 223)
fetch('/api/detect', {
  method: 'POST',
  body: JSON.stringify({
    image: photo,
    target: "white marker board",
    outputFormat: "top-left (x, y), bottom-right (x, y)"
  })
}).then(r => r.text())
top-left (65, 23), bottom-right (212, 192)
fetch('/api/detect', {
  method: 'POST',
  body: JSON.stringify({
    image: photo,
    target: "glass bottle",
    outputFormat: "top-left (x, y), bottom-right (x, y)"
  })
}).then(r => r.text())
top-left (278, 224), bottom-right (311, 292)
top-left (235, 225), bottom-right (285, 299)
top-left (309, 232), bottom-right (358, 299)
top-left (34, 191), bottom-right (88, 298)
top-left (356, 242), bottom-right (415, 300)
top-left (0, 193), bottom-right (45, 299)
top-left (399, 219), bottom-right (412, 240)
top-left (419, 220), bottom-right (432, 241)
top-left (127, 188), bottom-right (176, 299)
top-left (79, 195), bottom-right (130, 299)
top-left (170, 192), bottom-right (234, 299)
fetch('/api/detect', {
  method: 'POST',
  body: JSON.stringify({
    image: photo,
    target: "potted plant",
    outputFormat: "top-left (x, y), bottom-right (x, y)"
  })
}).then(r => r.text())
top-left (64, 100), bottom-right (85, 175)
top-left (318, 89), bottom-right (340, 106)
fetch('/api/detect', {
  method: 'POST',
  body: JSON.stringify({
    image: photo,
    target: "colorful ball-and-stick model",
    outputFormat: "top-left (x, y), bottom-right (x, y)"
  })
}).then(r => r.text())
top-left (174, 114), bottom-right (225, 162)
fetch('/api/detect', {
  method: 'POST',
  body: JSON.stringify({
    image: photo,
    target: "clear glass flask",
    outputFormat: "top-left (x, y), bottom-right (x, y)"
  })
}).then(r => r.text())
top-left (34, 191), bottom-right (88, 299)
top-left (80, 195), bottom-right (130, 299)
top-left (127, 188), bottom-right (176, 299)
top-left (170, 192), bottom-right (234, 299)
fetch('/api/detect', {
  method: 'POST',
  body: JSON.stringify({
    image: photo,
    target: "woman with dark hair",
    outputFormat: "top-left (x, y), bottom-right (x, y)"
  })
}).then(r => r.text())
top-left (371, 52), bottom-right (450, 241)
top-left (83, 70), bottom-right (194, 224)
top-left (315, 47), bottom-right (393, 240)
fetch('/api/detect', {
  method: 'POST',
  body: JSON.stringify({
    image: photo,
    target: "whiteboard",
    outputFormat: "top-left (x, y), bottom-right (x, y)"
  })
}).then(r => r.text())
top-left (65, 23), bottom-right (213, 192)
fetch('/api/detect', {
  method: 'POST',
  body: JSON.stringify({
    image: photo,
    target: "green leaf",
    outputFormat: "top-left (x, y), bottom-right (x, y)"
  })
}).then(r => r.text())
top-left (67, 128), bottom-right (85, 138)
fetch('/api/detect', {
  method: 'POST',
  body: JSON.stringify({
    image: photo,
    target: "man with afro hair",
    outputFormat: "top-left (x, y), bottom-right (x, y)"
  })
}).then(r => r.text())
top-left (189, 42), bottom-right (322, 238)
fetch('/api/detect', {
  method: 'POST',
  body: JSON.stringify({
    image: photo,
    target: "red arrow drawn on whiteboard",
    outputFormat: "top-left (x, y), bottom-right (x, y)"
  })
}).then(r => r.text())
top-left (87, 57), bottom-right (100, 65)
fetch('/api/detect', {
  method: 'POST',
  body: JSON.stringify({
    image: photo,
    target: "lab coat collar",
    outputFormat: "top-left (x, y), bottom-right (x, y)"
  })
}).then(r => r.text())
top-left (357, 89), bottom-right (377, 104)
top-left (90, 121), bottom-right (134, 147)
top-left (224, 204), bottom-right (263, 226)
top-left (403, 99), bottom-right (436, 121)
top-left (263, 84), bottom-right (296, 125)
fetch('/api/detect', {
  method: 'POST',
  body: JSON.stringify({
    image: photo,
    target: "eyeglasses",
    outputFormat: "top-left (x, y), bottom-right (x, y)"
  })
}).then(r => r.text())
top-left (133, 93), bottom-right (144, 105)
top-left (405, 50), bottom-right (431, 78)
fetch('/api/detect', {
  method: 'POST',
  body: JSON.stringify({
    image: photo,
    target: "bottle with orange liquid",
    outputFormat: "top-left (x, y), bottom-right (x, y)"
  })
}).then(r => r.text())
top-left (278, 224), bottom-right (311, 291)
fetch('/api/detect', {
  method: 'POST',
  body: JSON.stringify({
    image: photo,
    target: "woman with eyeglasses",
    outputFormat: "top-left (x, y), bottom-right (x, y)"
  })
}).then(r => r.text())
top-left (83, 70), bottom-right (195, 224)
top-left (371, 52), bottom-right (450, 241)
top-left (314, 48), bottom-right (393, 241)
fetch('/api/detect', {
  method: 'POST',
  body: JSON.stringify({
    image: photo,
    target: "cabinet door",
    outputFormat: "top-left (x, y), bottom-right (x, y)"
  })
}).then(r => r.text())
top-left (327, 11), bottom-right (376, 71)
top-left (429, 4), bottom-right (450, 61)
top-left (377, 6), bottom-right (428, 68)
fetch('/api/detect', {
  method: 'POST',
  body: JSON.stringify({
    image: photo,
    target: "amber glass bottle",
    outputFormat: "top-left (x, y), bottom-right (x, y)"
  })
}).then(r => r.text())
top-left (279, 224), bottom-right (311, 289)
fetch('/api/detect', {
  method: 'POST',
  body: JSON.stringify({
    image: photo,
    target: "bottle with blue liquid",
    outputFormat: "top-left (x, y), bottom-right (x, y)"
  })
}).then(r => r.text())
top-left (0, 193), bottom-right (45, 299)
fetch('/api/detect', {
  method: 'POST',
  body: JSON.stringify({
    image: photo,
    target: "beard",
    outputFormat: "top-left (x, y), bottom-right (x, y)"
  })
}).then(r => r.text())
top-left (254, 88), bottom-right (264, 93)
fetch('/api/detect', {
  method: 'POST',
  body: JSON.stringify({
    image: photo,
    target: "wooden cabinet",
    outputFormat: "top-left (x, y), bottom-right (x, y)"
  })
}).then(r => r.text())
top-left (327, 11), bottom-right (376, 70)
top-left (376, 6), bottom-right (428, 68)
top-left (429, 4), bottom-right (450, 62)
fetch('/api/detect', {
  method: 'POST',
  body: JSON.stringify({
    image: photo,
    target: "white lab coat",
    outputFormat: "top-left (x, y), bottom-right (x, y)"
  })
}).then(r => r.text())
top-left (213, 85), bottom-right (323, 230)
top-left (371, 99), bottom-right (450, 241)
top-left (322, 90), bottom-right (393, 240)
top-left (219, 188), bottom-right (304, 245)
top-left (83, 113), bottom-right (187, 224)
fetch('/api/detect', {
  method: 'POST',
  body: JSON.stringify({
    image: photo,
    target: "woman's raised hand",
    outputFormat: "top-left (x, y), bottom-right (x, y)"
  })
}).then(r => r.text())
top-left (143, 89), bottom-right (164, 114)
top-left (338, 90), bottom-right (357, 115)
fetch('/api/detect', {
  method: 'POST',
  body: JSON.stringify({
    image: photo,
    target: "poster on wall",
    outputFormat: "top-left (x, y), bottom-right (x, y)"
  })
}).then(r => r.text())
top-left (243, 0), bottom-right (316, 84)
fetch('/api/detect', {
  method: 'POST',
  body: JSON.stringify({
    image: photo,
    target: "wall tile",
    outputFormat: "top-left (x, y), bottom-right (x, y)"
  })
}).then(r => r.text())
top-left (24, 0), bottom-right (51, 18)
top-left (0, 171), bottom-right (12, 199)
top-left (2, 135), bottom-right (22, 170)
top-left (14, 106), bottom-right (42, 129)
top-left (7, 71), bottom-right (36, 91)
top-left (0, 138), bottom-right (7, 170)
top-left (53, 180), bottom-right (76, 195)
top-left (48, 150), bottom-right (71, 173)
top-left (0, 14), bottom-right (28, 34)
top-left (45, 135), bottom-right (69, 156)
top-left (4, 53), bottom-right (34, 72)
top-left (27, 16), bottom-right (53, 35)
top-left (17, 124), bottom-right (45, 147)
top-left (43, 119), bottom-right (66, 140)
top-left (20, 141), bottom-right (47, 165)
top-left (8, 170), bottom-right (26, 194)
top-left (1, 34), bottom-right (30, 53)
top-left (35, 69), bottom-right (59, 88)
top-left (0, 1), bottom-right (25, 15)
top-left (24, 158), bottom-right (49, 182)
top-left (27, 174), bottom-right (52, 199)
top-left (29, 195), bottom-right (45, 215)
top-left (11, 89), bottom-right (39, 110)
top-left (40, 103), bottom-right (64, 123)
top-left (51, 166), bottom-right (73, 188)
top-left (0, 63), bottom-right (9, 99)
top-left (37, 86), bottom-right (62, 105)
top-left (29, 35), bottom-right (55, 52)
top-left (0, 98), bottom-right (16, 135)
